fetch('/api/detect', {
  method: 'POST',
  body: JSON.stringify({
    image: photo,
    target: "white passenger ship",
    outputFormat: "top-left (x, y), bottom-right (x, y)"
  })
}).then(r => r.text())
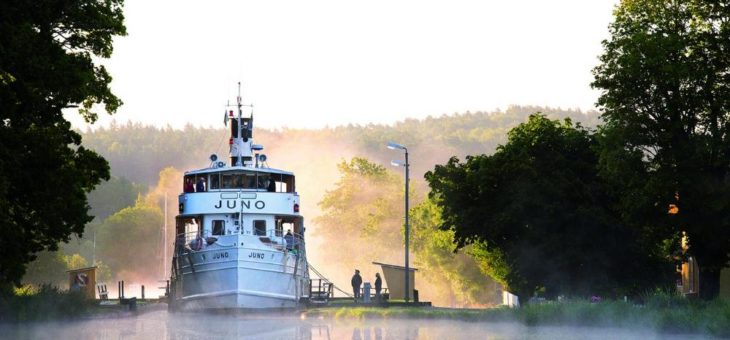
top-left (169, 91), bottom-right (309, 310)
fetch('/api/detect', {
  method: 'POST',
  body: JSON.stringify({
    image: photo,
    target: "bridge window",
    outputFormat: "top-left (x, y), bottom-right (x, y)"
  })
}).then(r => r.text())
top-left (183, 175), bottom-right (195, 193)
top-left (210, 173), bottom-right (220, 190)
top-left (212, 220), bottom-right (225, 236)
top-left (253, 220), bottom-right (266, 236)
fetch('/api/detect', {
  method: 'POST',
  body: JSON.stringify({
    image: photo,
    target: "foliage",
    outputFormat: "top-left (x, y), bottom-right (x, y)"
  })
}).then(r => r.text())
top-left (0, 0), bottom-right (126, 286)
top-left (87, 176), bottom-right (145, 221)
top-left (410, 198), bottom-right (501, 306)
top-left (0, 284), bottom-right (94, 322)
top-left (425, 114), bottom-right (671, 301)
top-left (313, 157), bottom-right (405, 286)
top-left (96, 198), bottom-right (163, 281)
top-left (80, 107), bottom-right (600, 187)
top-left (592, 0), bottom-right (730, 299)
top-left (20, 251), bottom-right (68, 288)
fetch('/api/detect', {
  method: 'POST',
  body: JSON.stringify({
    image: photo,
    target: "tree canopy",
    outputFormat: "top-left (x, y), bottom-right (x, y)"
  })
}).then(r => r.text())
top-left (592, 0), bottom-right (730, 299)
top-left (426, 114), bottom-right (671, 301)
top-left (0, 0), bottom-right (126, 286)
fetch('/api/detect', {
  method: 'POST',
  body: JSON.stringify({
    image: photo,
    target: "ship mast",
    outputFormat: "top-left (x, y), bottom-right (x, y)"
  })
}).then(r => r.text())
top-left (229, 82), bottom-right (255, 167)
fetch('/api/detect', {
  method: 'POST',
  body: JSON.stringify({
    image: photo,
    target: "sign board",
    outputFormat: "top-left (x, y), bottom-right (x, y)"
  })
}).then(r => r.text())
top-left (67, 266), bottom-right (97, 299)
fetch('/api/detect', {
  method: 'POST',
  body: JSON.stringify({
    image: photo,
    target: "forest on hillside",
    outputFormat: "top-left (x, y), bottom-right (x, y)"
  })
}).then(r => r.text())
top-left (25, 106), bottom-right (599, 307)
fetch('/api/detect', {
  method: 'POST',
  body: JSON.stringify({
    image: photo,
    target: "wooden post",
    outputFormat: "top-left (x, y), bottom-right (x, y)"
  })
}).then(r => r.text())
top-left (142, 285), bottom-right (145, 300)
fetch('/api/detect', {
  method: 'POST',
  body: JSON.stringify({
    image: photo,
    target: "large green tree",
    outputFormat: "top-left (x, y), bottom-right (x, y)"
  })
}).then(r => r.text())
top-left (410, 198), bottom-right (501, 306)
top-left (0, 0), bottom-right (126, 286)
top-left (313, 157), bottom-right (405, 287)
top-left (426, 114), bottom-right (670, 301)
top-left (592, 0), bottom-right (730, 299)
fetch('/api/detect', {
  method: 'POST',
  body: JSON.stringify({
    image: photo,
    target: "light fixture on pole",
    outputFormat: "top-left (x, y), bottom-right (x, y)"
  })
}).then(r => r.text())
top-left (387, 141), bottom-right (410, 303)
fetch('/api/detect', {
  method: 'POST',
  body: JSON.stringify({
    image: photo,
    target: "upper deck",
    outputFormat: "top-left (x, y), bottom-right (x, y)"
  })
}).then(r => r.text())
top-left (179, 166), bottom-right (299, 216)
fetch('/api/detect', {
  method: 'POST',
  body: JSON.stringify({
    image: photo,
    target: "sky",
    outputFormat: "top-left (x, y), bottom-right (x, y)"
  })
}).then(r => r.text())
top-left (66, 0), bottom-right (620, 130)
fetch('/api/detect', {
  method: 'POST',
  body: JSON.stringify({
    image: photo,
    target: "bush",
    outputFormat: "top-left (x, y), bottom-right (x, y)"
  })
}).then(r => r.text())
top-left (0, 284), bottom-right (95, 322)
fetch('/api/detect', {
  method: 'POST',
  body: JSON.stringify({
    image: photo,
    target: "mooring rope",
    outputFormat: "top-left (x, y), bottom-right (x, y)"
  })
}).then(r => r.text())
top-left (307, 262), bottom-right (353, 298)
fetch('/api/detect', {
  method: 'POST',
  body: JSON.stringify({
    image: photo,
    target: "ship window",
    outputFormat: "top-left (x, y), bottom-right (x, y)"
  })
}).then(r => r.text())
top-left (194, 175), bottom-right (207, 192)
top-left (221, 173), bottom-right (235, 189)
top-left (220, 171), bottom-right (260, 189)
top-left (275, 218), bottom-right (283, 237)
top-left (183, 175), bottom-right (195, 193)
top-left (282, 175), bottom-right (295, 193)
top-left (210, 173), bottom-right (220, 190)
top-left (212, 220), bottom-right (225, 236)
top-left (241, 173), bottom-right (256, 189)
top-left (257, 173), bottom-right (271, 191)
top-left (253, 220), bottom-right (266, 236)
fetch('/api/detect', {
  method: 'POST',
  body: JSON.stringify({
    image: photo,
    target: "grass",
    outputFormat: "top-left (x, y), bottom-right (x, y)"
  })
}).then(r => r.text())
top-left (0, 285), bottom-right (96, 322)
top-left (303, 293), bottom-right (730, 338)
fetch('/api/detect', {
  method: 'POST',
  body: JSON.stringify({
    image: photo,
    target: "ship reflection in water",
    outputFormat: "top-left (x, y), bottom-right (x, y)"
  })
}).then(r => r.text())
top-left (0, 310), bottom-right (711, 340)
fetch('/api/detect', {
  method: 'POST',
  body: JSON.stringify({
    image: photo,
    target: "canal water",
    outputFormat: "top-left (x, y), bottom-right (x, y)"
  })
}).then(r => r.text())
top-left (0, 310), bottom-right (711, 340)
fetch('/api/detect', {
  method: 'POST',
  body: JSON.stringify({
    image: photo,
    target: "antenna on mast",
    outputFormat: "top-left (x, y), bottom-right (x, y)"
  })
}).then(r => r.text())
top-left (227, 81), bottom-right (256, 167)
top-left (236, 82), bottom-right (243, 166)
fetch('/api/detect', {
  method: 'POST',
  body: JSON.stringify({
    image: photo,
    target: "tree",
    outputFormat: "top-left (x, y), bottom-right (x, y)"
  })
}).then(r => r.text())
top-left (410, 198), bottom-right (501, 307)
top-left (425, 114), bottom-right (670, 301)
top-left (0, 0), bottom-right (126, 286)
top-left (96, 199), bottom-right (163, 281)
top-left (313, 157), bottom-right (405, 288)
top-left (592, 0), bottom-right (730, 299)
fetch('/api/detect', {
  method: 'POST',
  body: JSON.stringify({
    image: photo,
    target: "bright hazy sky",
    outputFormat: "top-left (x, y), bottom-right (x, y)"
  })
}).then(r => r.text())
top-left (67, 0), bottom-right (620, 130)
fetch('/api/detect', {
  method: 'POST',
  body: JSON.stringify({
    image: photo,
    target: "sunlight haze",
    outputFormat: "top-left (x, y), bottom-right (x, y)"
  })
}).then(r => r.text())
top-left (67, 0), bottom-right (619, 130)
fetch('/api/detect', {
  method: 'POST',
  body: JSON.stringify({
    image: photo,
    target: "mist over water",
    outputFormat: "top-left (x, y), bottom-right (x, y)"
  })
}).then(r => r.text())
top-left (0, 310), bottom-right (711, 340)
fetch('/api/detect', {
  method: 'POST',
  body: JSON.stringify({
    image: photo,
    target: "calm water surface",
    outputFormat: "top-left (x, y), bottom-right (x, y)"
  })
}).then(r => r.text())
top-left (0, 310), bottom-right (711, 340)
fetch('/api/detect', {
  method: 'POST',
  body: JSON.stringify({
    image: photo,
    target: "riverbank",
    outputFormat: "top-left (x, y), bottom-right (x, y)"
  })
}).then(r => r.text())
top-left (303, 297), bottom-right (730, 337)
top-left (4, 286), bottom-right (729, 337)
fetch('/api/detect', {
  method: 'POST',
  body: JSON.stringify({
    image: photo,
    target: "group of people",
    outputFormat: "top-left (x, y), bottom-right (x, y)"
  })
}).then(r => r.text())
top-left (350, 269), bottom-right (382, 303)
top-left (184, 177), bottom-right (206, 193)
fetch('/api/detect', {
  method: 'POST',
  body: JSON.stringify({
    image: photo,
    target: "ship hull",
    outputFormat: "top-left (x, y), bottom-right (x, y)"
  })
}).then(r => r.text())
top-left (170, 245), bottom-right (308, 311)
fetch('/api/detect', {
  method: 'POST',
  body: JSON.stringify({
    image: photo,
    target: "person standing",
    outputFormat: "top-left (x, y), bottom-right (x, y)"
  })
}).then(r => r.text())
top-left (196, 177), bottom-right (206, 192)
top-left (374, 273), bottom-right (382, 302)
top-left (351, 269), bottom-right (362, 302)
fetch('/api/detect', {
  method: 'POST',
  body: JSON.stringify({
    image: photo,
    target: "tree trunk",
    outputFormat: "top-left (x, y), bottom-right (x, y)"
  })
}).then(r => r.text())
top-left (699, 266), bottom-right (721, 300)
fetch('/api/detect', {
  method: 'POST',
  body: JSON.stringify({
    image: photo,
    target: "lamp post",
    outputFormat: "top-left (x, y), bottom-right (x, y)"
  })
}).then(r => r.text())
top-left (387, 141), bottom-right (410, 303)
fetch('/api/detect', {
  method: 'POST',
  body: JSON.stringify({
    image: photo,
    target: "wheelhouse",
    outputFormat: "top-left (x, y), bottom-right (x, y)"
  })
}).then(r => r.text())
top-left (183, 169), bottom-right (295, 193)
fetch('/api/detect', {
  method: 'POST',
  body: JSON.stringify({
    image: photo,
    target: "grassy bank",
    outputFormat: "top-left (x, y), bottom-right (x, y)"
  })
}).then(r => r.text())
top-left (0, 285), bottom-right (96, 322)
top-left (303, 295), bottom-right (730, 337)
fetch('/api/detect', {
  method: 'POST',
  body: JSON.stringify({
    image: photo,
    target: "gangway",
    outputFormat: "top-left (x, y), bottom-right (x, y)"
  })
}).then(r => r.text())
top-left (306, 262), bottom-right (353, 306)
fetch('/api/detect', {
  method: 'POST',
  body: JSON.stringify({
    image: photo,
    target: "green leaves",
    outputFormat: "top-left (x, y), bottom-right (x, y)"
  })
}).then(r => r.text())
top-left (593, 0), bottom-right (730, 299)
top-left (426, 114), bottom-right (671, 300)
top-left (0, 0), bottom-right (125, 285)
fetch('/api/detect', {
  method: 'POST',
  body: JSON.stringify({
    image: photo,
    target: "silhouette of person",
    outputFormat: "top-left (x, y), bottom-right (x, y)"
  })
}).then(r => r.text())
top-left (351, 269), bottom-right (362, 302)
top-left (284, 230), bottom-right (294, 250)
top-left (374, 272), bottom-right (382, 302)
top-left (184, 178), bottom-right (194, 193)
top-left (196, 177), bottom-right (206, 192)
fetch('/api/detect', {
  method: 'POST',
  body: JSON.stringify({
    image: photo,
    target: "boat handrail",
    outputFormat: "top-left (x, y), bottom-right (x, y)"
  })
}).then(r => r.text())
top-left (263, 229), bottom-right (305, 253)
top-left (173, 229), bottom-right (306, 255)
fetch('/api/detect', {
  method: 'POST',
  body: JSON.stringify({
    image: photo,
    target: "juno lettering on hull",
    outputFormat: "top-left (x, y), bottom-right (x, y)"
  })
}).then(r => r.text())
top-left (248, 252), bottom-right (265, 259)
top-left (214, 200), bottom-right (266, 210)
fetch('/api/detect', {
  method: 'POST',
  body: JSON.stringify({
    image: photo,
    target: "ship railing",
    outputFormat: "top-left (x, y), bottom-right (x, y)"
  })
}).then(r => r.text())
top-left (260, 230), bottom-right (306, 255)
top-left (174, 230), bottom-right (211, 255)
top-left (174, 229), bottom-right (307, 255)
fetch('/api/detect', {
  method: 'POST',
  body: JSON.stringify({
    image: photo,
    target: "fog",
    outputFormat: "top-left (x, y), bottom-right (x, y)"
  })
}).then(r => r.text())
top-left (0, 310), bottom-right (711, 340)
top-left (93, 130), bottom-right (492, 306)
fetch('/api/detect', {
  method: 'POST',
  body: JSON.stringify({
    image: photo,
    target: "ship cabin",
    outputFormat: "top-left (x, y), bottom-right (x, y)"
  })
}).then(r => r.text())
top-left (175, 167), bottom-right (303, 251)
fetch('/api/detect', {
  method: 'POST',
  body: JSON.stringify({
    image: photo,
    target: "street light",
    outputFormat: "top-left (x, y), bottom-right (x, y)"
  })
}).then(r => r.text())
top-left (387, 141), bottom-right (410, 303)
